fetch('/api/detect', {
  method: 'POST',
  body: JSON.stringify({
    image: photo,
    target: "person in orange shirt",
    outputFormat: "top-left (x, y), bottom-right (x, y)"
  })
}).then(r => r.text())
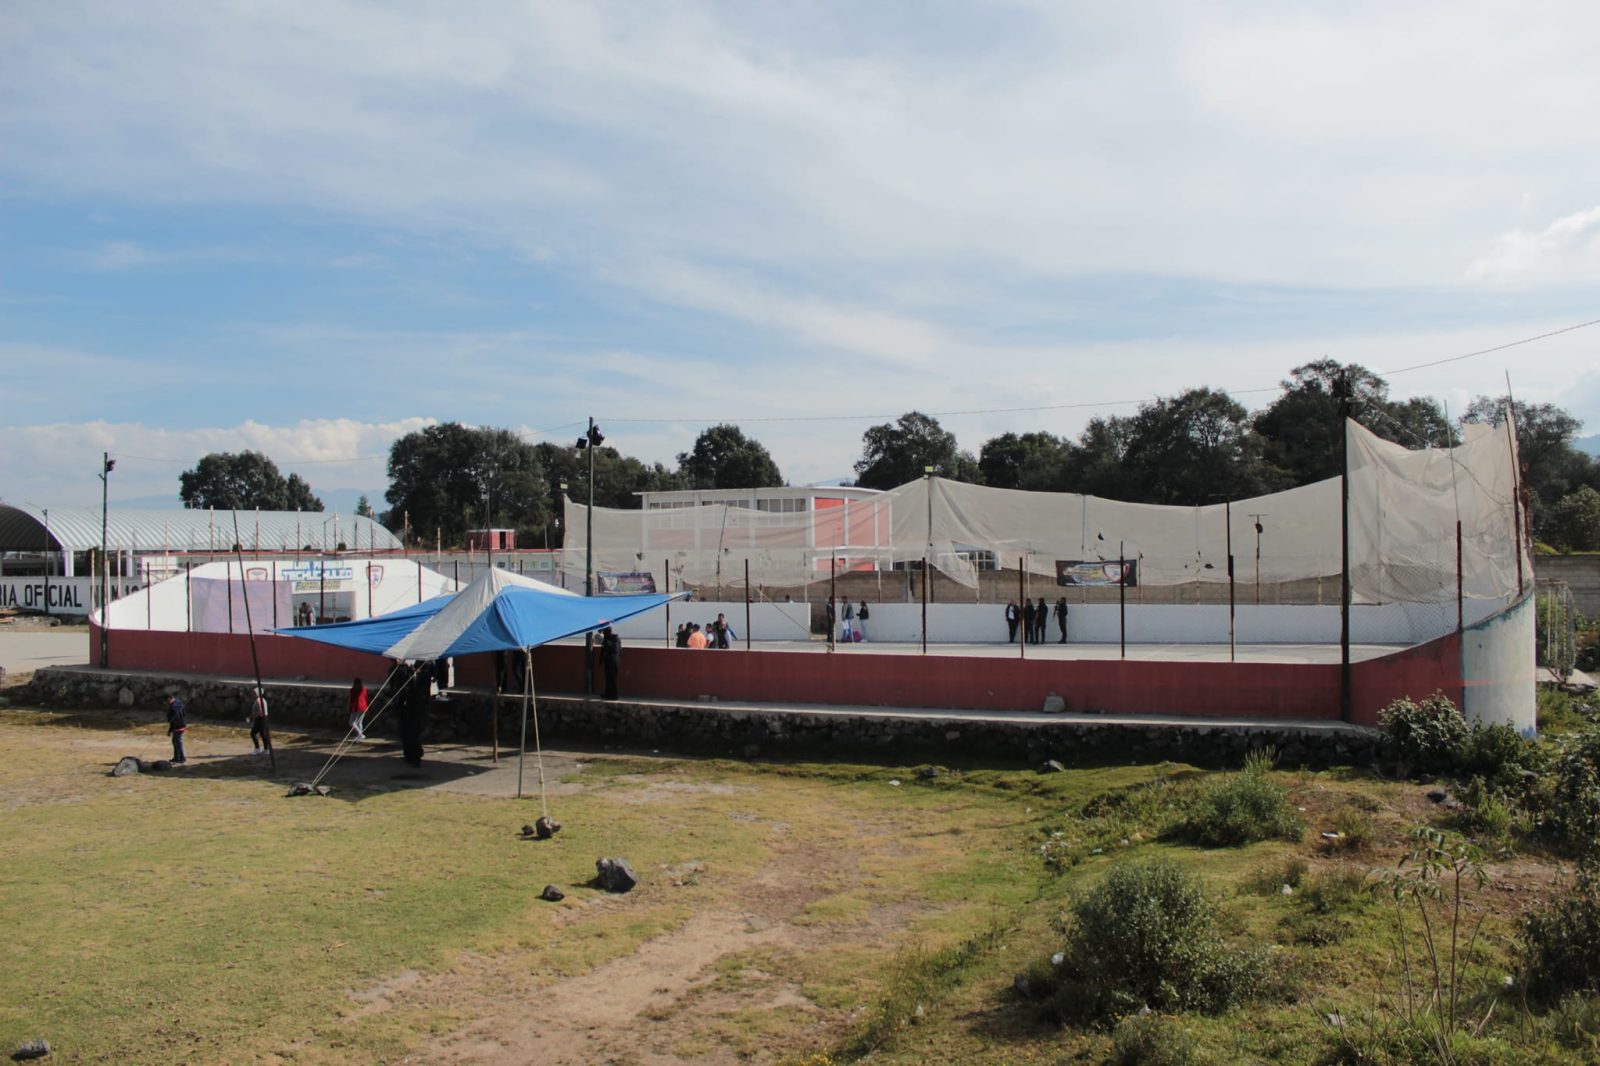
top-left (687, 624), bottom-right (709, 649)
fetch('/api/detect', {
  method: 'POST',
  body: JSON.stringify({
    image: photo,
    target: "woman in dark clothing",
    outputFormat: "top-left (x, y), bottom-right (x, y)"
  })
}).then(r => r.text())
top-left (600, 627), bottom-right (621, 700)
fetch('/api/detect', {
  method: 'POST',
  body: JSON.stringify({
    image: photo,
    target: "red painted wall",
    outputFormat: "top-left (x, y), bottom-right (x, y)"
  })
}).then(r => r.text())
top-left (94, 623), bottom-right (1464, 722)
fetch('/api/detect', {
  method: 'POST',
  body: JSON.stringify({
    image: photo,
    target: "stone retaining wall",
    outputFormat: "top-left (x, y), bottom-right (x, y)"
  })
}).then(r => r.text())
top-left (23, 666), bottom-right (1384, 769)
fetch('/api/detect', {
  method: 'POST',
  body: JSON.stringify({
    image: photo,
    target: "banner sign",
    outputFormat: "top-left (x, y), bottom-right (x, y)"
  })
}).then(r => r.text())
top-left (596, 571), bottom-right (657, 594)
top-left (1055, 560), bottom-right (1137, 587)
top-left (0, 577), bottom-right (142, 615)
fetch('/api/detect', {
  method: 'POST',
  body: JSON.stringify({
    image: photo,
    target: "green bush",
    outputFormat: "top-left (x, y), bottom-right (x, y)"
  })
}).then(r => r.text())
top-left (1175, 749), bottom-right (1304, 847)
top-left (1051, 859), bottom-right (1269, 1022)
top-left (1521, 869), bottom-right (1600, 1006)
top-left (1380, 692), bottom-right (1470, 772)
top-left (1110, 1011), bottom-right (1199, 1066)
top-left (1241, 856), bottom-right (1308, 895)
top-left (1545, 725), bottom-right (1600, 860)
top-left (1460, 721), bottom-right (1544, 784)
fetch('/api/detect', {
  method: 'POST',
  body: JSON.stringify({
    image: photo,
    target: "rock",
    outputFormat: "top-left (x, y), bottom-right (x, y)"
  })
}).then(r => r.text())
top-left (287, 782), bottom-right (329, 797)
top-left (521, 824), bottom-right (536, 837)
top-left (1280, 884), bottom-right (1294, 896)
top-left (1041, 694), bottom-right (1066, 713)
top-left (118, 686), bottom-right (134, 707)
top-left (887, 779), bottom-right (901, 787)
top-left (916, 765), bottom-right (943, 780)
top-left (539, 884), bottom-right (565, 902)
top-left (12, 1039), bottom-right (50, 1060)
top-left (110, 756), bottom-right (141, 777)
top-left (1012, 975), bottom-right (1031, 997)
top-left (1136, 1004), bottom-right (1151, 1017)
top-left (145, 759), bottom-right (172, 773)
top-left (1050, 952), bottom-right (1065, 968)
top-left (1426, 789), bottom-right (1449, 803)
top-left (1040, 760), bottom-right (1065, 774)
top-left (595, 857), bottom-right (639, 893)
top-left (534, 816), bottom-right (561, 840)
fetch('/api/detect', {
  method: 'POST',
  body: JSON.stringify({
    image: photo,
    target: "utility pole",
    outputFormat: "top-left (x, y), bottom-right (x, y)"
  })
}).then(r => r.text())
top-left (576, 420), bottom-right (604, 695)
top-left (98, 453), bottom-right (115, 668)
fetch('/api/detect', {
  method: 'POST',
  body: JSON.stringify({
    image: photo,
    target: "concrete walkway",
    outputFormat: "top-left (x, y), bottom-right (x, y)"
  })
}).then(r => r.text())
top-left (0, 628), bottom-right (88, 675)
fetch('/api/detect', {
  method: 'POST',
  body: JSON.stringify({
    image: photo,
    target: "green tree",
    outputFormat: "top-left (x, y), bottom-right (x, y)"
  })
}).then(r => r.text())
top-left (1119, 387), bottom-right (1280, 504)
top-left (1547, 486), bottom-right (1600, 551)
top-left (853, 411), bottom-right (980, 490)
top-left (1253, 360), bottom-right (1451, 486)
top-left (354, 495), bottom-right (374, 518)
top-left (1061, 415), bottom-right (1134, 499)
top-left (385, 424), bottom-right (548, 546)
top-left (977, 431), bottom-right (1074, 491)
top-left (179, 451), bottom-right (325, 511)
top-left (1462, 396), bottom-right (1596, 535)
top-left (676, 424), bottom-right (783, 489)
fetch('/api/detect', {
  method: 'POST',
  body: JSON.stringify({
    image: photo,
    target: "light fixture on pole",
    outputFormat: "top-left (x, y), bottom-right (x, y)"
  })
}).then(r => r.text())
top-left (1249, 514), bottom-right (1267, 605)
top-left (98, 453), bottom-right (115, 667)
top-left (575, 421), bottom-right (604, 697)
top-left (575, 420), bottom-right (604, 596)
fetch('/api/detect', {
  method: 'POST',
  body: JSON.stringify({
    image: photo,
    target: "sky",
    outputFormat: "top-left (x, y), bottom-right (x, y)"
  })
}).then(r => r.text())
top-left (4, 1), bottom-right (1599, 513)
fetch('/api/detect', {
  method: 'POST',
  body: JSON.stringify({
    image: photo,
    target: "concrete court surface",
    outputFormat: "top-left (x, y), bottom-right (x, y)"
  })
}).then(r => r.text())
top-left (0, 628), bottom-right (88, 675)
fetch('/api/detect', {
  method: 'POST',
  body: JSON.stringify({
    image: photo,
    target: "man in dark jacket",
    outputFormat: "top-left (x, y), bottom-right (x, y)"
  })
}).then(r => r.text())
top-left (1005, 600), bottom-right (1019, 643)
top-left (600, 627), bottom-right (621, 700)
top-left (1022, 599), bottom-right (1036, 644)
top-left (165, 694), bottom-right (188, 764)
top-left (1055, 597), bottom-right (1069, 643)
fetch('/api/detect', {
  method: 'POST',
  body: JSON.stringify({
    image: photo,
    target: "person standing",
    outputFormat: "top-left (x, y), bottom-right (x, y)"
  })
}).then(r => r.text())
top-left (600, 626), bottom-right (621, 700)
top-left (248, 686), bottom-right (271, 756)
top-left (856, 600), bottom-right (869, 642)
top-left (714, 613), bottom-right (731, 649)
top-left (825, 597), bottom-right (837, 649)
top-left (347, 678), bottom-right (368, 740)
top-left (399, 663), bottom-right (429, 767)
top-left (841, 599), bottom-right (855, 643)
top-left (1055, 597), bottom-right (1069, 643)
top-left (1022, 599), bottom-right (1036, 644)
top-left (165, 694), bottom-right (188, 764)
top-left (1035, 598), bottom-right (1049, 643)
top-left (687, 623), bottom-right (708, 649)
top-left (1004, 600), bottom-right (1019, 643)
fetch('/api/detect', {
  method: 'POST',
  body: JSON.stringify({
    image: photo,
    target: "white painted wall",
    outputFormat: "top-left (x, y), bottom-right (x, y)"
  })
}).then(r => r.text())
top-left (1462, 593), bottom-right (1537, 735)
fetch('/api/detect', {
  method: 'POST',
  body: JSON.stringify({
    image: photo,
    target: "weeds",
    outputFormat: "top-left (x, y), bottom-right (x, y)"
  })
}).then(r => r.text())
top-left (1242, 856), bottom-right (1309, 896)
top-left (1110, 1011), bottom-right (1199, 1065)
top-left (1174, 748), bottom-right (1305, 847)
top-left (1520, 867), bottom-right (1600, 1007)
top-left (837, 924), bottom-right (1007, 1060)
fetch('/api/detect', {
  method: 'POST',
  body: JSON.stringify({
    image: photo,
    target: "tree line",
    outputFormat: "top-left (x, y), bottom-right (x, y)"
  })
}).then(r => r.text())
top-left (174, 359), bottom-right (1600, 551)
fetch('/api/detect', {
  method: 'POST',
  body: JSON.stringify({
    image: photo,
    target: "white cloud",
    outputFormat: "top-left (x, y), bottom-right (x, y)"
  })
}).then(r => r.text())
top-left (7, 3), bottom-right (1600, 291)
top-left (1466, 205), bottom-right (1600, 285)
top-left (3, 418), bottom-right (435, 510)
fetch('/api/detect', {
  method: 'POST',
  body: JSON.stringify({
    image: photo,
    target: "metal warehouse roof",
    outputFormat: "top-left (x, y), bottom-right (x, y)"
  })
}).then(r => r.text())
top-left (0, 505), bottom-right (403, 553)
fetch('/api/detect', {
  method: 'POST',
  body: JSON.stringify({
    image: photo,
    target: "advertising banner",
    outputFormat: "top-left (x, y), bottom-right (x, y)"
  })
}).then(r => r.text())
top-left (596, 571), bottom-right (657, 594)
top-left (0, 577), bottom-right (142, 615)
top-left (1055, 559), bottom-right (1137, 587)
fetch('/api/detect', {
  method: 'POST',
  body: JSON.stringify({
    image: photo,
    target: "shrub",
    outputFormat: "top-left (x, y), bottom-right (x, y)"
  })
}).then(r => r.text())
top-left (1326, 804), bottom-right (1375, 853)
top-left (1380, 692), bottom-right (1470, 772)
top-left (1051, 859), bottom-right (1269, 1021)
top-left (1301, 866), bottom-right (1371, 916)
top-left (1110, 1011), bottom-right (1198, 1066)
top-left (1521, 869), bottom-right (1600, 1006)
top-left (1456, 777), bottom-right (1513, 847)
top-left (1176, 749), bottom-right (1304, 847)
top-left (1460, 721), bottom-right (1543, 784)
top-left (1241, 856), bottom-right (1308, 895)
top-left (1545, 725), bottom-right (1600, 860)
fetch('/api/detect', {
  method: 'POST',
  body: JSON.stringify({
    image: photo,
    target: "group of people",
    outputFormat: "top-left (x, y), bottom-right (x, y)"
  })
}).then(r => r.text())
top-left (676, 613), bottom-right (737, 650)
top-left (825, 598), bottom-right (871, 644)
top-left (1005, 596), bottom-right (1069, 644)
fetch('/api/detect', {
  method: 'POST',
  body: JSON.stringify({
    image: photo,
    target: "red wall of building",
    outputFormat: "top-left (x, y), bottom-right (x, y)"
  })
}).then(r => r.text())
top-left (93, 623), bottom-right (1463, 723)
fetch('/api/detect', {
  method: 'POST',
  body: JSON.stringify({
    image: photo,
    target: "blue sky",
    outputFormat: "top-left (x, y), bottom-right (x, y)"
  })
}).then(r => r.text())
top-left (4, 1), bottom-right (1598, 511)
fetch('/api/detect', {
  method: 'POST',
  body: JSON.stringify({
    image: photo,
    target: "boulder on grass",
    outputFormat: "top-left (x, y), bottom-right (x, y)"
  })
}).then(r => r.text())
top-left (534, 816), bottom-right (561, 839)
top-left (539, 884), bottom-right (565, 902)
top-left (595, 857), bottom-right (638, 893)
top-left (12, 1038), bottom-right (51, 1060)
top-left (110, 756), bottom-right (141, 778)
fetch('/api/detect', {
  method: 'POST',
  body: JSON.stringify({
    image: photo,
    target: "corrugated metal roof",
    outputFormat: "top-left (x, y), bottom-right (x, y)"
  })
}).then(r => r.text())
top-left (0, 505), bottom-right (402, 553)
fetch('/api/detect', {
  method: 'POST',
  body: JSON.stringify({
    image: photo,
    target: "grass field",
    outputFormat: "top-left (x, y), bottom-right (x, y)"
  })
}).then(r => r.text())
top-left (0, 703), bottom-right (1593, 1064)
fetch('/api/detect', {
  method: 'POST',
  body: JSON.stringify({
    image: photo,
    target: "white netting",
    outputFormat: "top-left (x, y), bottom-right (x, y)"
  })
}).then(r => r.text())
top-left (563, 419), bottom-right (1528, 611)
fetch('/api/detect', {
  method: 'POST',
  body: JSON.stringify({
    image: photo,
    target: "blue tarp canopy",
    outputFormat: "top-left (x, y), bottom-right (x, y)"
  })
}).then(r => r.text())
top-left (275, 568), bottom-right (682, 660)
